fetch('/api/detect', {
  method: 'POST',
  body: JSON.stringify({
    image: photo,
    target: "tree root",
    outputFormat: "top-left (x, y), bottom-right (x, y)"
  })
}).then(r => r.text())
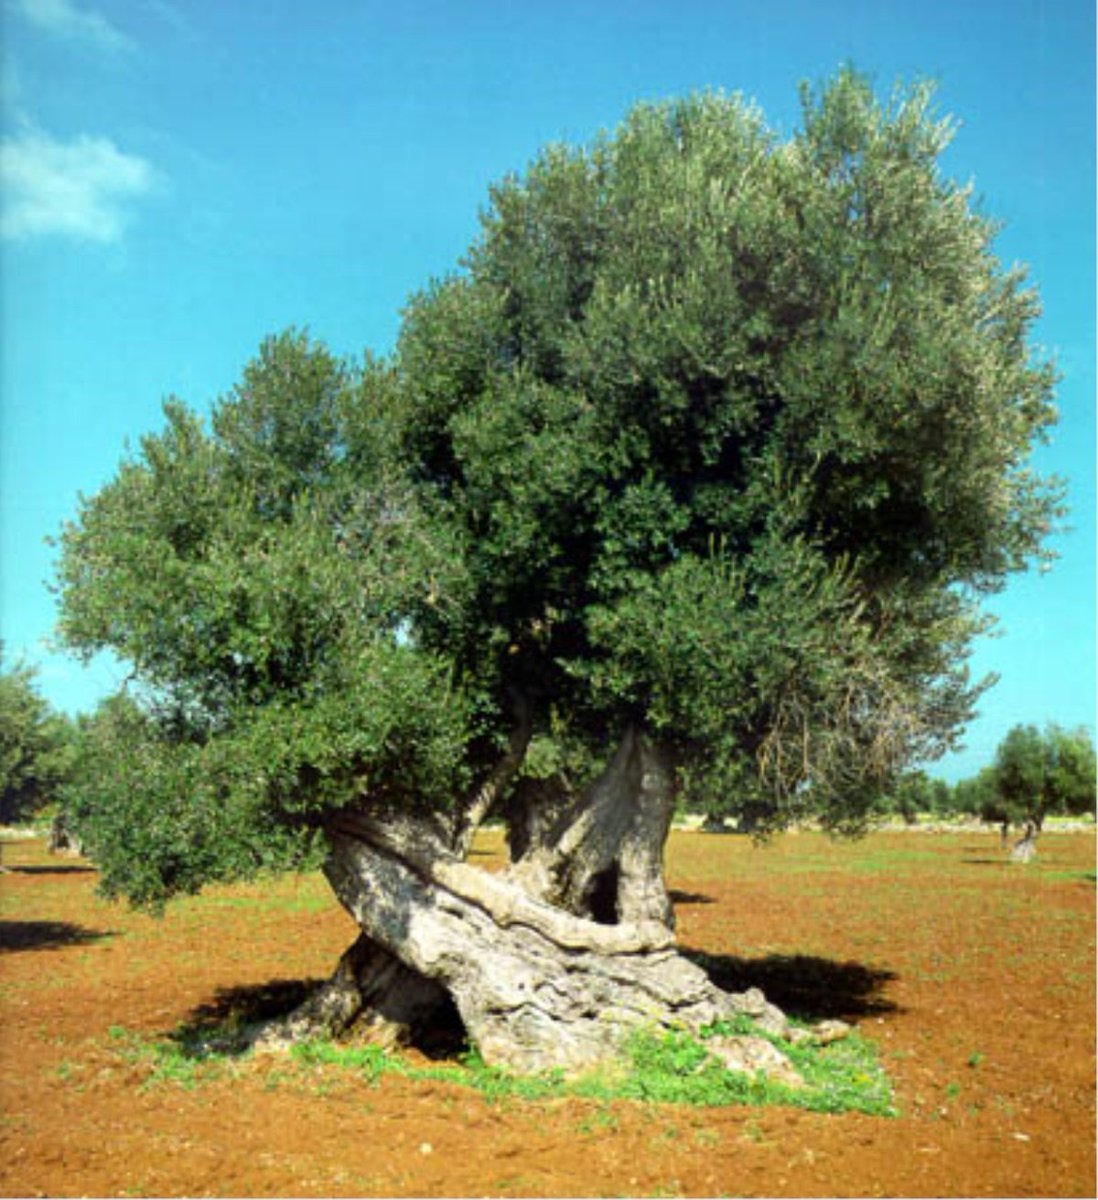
top-left (251, 934), bottom-right (449, 1054)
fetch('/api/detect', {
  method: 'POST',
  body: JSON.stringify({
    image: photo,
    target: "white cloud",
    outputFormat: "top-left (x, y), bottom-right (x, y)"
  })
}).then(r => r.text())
top-left (1, 128), bottom-right (157, 243)
top-left (13, 0), bottom-right (135, 53)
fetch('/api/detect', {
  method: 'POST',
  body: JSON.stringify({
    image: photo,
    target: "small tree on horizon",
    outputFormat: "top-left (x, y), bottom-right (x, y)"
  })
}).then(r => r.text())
top-left (55, 69), bottom-right (1063, 1072)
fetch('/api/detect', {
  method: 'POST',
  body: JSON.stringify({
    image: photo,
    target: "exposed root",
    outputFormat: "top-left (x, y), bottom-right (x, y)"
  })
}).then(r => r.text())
top-left (252, 935), bottom-right (450, 1054)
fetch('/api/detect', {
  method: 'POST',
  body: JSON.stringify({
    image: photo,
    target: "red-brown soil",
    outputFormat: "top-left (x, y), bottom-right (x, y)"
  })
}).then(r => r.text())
top-left (1, 827), bottom-right (1094, 1198)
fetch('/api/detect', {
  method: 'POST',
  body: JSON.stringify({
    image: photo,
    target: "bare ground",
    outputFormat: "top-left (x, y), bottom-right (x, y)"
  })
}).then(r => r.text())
top-left (1, 827), bottom-right (1094, 1198)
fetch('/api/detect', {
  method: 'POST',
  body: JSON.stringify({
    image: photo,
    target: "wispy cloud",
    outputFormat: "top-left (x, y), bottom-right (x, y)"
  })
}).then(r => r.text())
top-left (1, 127), bottom-right (157, 243)
top-left (13, 0), bottom-right (135, 54)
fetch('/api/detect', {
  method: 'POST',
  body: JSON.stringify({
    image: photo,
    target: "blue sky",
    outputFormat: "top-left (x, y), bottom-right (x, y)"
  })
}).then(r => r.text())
top-left (1, 0), bottom-right (1093, 781)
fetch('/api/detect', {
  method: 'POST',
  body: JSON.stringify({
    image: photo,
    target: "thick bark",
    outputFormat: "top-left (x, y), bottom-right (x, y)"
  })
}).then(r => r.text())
top-left (321, 813), bottom-right (785, 1073)
top-left (262, 726), bottom-right (838, 1077)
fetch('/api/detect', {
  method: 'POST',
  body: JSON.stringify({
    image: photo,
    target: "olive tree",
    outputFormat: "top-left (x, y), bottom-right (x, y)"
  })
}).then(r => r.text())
top-left (0, 651), bottom-right (74, 828)
top-left (55, 71), bottom-right (1061, 1072)
top-left (982, 725), bottom-right (1095, 860)
top-left (877, 770), bottom-right (953, 824)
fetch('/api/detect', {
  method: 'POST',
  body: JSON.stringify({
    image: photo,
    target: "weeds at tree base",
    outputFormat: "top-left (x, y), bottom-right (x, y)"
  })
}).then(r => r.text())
top-left (103, 1014), bottom-right (896, 1116)
top-left (107, 1025), bottom-right (235, 1092)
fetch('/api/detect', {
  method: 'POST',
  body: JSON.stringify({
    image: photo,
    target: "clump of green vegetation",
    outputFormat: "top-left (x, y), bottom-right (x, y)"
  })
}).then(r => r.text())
top-left (592, 1021), bottom-right (895, 1116)
top-left (104, 1015), bottom-right (895, 1116)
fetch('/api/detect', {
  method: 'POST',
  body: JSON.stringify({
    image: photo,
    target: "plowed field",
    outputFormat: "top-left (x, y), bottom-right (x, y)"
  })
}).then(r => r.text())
top-left (1, 827), bottom-right (1094, 1197)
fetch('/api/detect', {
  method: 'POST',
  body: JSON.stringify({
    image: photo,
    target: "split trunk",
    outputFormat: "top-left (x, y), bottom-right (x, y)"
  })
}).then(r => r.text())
top-left (259, 726), bottom-right (802, 1074)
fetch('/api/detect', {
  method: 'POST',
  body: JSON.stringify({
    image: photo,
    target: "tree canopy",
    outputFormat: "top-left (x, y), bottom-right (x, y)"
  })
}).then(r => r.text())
top-left (56, 70), bottom-right (1061, 910)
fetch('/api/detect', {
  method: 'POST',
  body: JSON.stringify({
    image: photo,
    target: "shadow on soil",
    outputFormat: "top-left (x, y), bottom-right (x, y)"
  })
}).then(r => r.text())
top-left (686, 949), bottom-right (900, 1022)
top-left (169, 977), bottom-right (467, 1061)
top-left (163, 978), bottom-right (321, 1057)
top-left (167, 949), bottom-right (899, 1063)
top-left (0, 919), bottom-right (115, 952)
top-left (669, 888), bottom-right (716, 905)
top-left (185, 977), bottom-right (321, 1030)
top-left (8, 864), bottom-right (97, 876)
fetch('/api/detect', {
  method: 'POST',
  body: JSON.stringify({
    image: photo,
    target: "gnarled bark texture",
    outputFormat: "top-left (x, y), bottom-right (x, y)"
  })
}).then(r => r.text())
top-left (1010, 819), bottom-right (1040, 863)
top-left (506, 728), bottom-right (677, 930)
top-left (265, 726), bottom-right (817, 1075)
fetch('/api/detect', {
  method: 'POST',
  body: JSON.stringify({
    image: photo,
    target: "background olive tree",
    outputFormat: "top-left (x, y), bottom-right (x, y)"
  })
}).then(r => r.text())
top-left (981, 724), bottom-right (1094, 859)
top-left (0, 650), bottom-right (75, 829)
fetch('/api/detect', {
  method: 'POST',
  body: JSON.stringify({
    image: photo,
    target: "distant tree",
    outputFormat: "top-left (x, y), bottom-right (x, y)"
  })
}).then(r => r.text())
top-left (879, 770), bottom-right (936, 824)
top-left (982, 724), bottom-right (1095, 861)
top-left (876, 771), bottom-right (958, 824)
top-left (54, 70), bottom-right (1062, 1072)
top-left (928, 778), bottom-right (954, 817)
top-left (0, 650), bottom-right (75, 828)
top-left (950, 767), bottom-right (999, 826)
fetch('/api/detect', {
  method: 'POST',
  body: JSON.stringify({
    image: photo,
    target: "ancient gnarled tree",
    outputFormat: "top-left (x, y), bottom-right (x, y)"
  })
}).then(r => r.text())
top-left (56, 71), bottom-right (1061, 1073)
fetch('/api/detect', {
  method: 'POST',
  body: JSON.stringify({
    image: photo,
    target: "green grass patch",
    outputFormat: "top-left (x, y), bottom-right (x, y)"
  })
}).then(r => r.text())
top-left (587, 1021), bottom-right (896, 1116)
top-left (103, 1013), bottom-right (894, 1116)
top-left (284, 1020), bottom-right (896, 1115)
top-left (1044, 869), bottom-right (1097, 885)
top-left (107, 1023), bottom-right (238, 1090)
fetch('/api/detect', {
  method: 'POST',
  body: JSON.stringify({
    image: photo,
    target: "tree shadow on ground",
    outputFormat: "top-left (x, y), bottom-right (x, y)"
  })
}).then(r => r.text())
top-left (8, 865), bottom-right (97, 876)
top-left (685, 948), bottom-right (900, 1022)
top-left (0, 919), bottom-right (115, 952)
top-left (169, 977), bottom-right (467, 1060)
top-left (668, 889), bottom-right (715, 906)
top-left (163, 978), bottom-right (322, 1057)
top-left (186, 977), bottom-right (322, 1032)
top-left (169, 950), bottom-right (899, 1063)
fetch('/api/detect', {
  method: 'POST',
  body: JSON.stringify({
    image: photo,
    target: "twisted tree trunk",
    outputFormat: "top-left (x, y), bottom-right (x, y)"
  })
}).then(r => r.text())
top-left (260, 725), bottom-right (816, 1075)
top-left (506, 727), bottom-right (677, 929)
top-left (1010, 818), bottom-right (1040, 863)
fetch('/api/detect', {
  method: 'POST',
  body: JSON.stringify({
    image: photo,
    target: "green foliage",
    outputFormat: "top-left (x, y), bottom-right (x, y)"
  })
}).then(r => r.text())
top-left (941, 724), bottom-right (1096, 832)
top-left (55, 70), bottom-right (1061, 904)
top-left (63, 693), bottom-right (328, 909)
top-left (56, 334), bottom-right (476, 907)
top-left (388, 69), bottom-right (1059, 824)
top-left (0, 649), bottom-right (76, 825)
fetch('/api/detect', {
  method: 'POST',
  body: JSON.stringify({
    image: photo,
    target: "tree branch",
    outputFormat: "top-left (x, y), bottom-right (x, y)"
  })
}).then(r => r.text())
top-left (451, 690), bottom-right (533, 857)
